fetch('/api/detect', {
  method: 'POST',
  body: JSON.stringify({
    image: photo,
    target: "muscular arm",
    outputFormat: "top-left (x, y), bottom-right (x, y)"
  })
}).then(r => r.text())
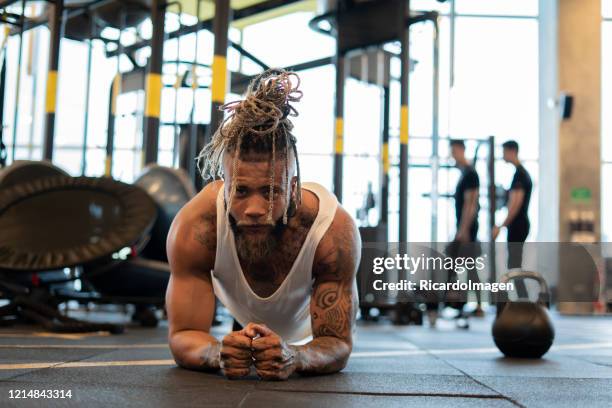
top-left (166, 182), bottom-right (222, 372)
top-left (501, 188), bottom-right (525, 227)
top-left (457, 188), bottom-right (478, 238)
top-left (290, 208), bottom-right (361, 375)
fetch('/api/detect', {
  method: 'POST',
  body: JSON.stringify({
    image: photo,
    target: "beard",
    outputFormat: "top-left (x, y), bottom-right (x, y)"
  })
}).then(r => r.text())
top-left (228, 214), bottom-right (286, 267)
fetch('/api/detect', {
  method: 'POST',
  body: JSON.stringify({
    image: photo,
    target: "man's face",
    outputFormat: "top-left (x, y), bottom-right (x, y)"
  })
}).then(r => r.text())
top-left (223, 152), bottom-right (296, 264)
top-left (450, 144), bottom-right (465, 165)
top-left (502, 148), bottom-right (515, 163)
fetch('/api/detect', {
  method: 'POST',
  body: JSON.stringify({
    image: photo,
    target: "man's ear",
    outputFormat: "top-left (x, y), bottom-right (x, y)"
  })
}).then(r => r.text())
top-left (290, 176), bottom-right (298, 199)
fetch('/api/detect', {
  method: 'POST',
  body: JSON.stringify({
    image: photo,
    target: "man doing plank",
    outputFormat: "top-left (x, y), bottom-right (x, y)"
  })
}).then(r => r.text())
top-left (166, 69), bottom-right (361, 380)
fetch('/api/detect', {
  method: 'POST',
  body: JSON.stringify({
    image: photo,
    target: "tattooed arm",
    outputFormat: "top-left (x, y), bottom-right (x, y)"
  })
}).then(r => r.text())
top-left (166, 181), bottom-right (223, 372)
top-left (291, 207), bottom-right (361, 375)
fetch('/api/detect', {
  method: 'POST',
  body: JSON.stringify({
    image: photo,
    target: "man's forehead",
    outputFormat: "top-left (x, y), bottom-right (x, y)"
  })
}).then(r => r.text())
top-left (225, 162), bottom-right (287, 186)
top-left (223, 153), bottom-right (294, 175)
top-left (232, 178), bottom-right (284, 191)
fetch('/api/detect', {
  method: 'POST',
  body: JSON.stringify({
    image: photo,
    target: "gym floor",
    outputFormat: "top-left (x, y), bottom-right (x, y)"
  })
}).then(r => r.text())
top-left (0, 312), bottom-right (610, 407)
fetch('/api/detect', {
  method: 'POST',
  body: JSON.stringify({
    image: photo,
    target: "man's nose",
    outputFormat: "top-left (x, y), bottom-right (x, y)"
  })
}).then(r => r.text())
top-left (243, 196), bottom-right (269, 220)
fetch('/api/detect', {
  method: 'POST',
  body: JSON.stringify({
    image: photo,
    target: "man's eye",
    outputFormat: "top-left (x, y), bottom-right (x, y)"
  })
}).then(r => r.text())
top-left (259, 187), bottom-right (281, 198)
top-left (235, 187), bottom-right (248, 196)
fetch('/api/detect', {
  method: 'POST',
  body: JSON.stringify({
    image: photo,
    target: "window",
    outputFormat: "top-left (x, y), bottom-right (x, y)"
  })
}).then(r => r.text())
top-left (242, 12), bottom-right (334, 69)
top-left (386, 12), bottom-right (539, 242)
top-left (413, 0), bottom-right (538, 16)
top-left (455, 0), bottom-right (538, 17)
top-left (291, 65), bottom-right (335, 191)
top-left (0, 5), bottom-right (542, 244)
top-left (448, 16), bottom-right (540, 242)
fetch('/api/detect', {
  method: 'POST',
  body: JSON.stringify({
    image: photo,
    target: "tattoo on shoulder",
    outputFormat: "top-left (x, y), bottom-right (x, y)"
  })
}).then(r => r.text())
top-left (316, 236), bottom-right (357, 281)
top-left (315, 249), bottom-right (341, 281)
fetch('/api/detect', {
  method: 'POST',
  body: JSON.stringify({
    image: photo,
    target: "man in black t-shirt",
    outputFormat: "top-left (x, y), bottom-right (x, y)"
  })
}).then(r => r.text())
top-left (492, 140), bottom-right (532, 297)
top-left (451, 140), bottom-right (480, 243)
top-left (448, 139), bottom-right (482, 321)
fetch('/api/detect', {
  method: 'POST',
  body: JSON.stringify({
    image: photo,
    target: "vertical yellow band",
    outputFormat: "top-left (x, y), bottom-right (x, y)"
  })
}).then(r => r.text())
top-left (145, 73), bottom-right (162, 118)
top-left (191, 65), bottom-right (198, 90)
top-left (400, 105), bottom-right (409, 145)
top-left (111, 74), bottom-right (121, 115)
top-left (2, 26), bottom-right (10, 47)
top-left (335, 117), bottom-right (344, 154)
top-left (45, 71), bottom-right (58, 114)
top-left (382, 142), bottom-right (389, 174)
top-left (211, 55), bottom-right (227, 104)
top-left (2, 26), bottom-right (10, 55)
top-left (104, 156), bottom-right (112, 177)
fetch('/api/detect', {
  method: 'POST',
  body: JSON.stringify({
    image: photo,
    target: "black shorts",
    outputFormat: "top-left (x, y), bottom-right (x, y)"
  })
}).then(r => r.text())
top-left (507, 217), bottom-right (530, 242)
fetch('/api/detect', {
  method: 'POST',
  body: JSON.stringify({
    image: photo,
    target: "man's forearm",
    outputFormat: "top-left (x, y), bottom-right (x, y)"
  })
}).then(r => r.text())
top-left (169, 330), bottom-right (221, 372)
top-left (502, 199), bottom-right (522, 227)
top-left (501, 190), bottom-right (525, 227)
top-left (290, 337), bottom-right (351, 375)
top-left (458, 202), bottom-right (477, 236)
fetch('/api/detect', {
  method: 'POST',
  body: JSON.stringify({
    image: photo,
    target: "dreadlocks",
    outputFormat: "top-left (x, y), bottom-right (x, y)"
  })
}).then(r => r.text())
top-left (196, 69), bottom-right (303, 225)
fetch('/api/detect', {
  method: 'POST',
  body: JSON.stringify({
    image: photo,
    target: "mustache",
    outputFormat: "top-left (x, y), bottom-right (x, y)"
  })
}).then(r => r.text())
top-left (236, 220), bottom-right (275, 228)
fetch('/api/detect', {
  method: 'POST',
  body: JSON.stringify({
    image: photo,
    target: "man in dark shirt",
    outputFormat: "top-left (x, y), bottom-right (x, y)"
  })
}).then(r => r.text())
top-left (451, 140), bottom-right (480, 243)
top-left (492, 140), bottom-right (532, 297)
top-left (449, 139), bottom-right (482, 321)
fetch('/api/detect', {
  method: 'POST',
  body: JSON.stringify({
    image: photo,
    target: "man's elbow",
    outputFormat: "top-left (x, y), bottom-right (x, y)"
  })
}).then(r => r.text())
top-left (332, 339), bottom-right (352, 372)
top-left (171, 352), bottom-right (190, 370)
top-left (168, 332), bottom-right (189, 368)
top-left (335, 355), bottom-right (349, 372)
top-left (168, 331), bottom-right (200, 370)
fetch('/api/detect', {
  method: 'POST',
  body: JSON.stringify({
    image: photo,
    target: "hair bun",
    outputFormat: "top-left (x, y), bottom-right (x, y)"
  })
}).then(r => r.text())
top-left (219, 69), bottom-right (302, 136)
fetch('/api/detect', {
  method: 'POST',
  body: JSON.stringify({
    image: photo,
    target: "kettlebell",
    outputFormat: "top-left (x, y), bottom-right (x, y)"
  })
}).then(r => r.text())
top-left (492, 271), bottom-right (555, 358)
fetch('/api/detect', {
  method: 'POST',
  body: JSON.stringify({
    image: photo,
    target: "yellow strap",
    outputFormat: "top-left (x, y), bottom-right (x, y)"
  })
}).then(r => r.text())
top-left (104, 156), bottom-right (112, 177)
top-left (191, 65), bottom-right (198, 90)
top-left (400, 105), bottom-right (409, 145)
top-left (382, 142), bottom-right (389, 174)
top-left (145, 73), bottom-right (162, 118)
top-left (45, 71), bottom-right (58, 114)
top-left (3, 26), bottom-right (9, 37)
top-left (211, 55), bottom-right (227, 104)
top-left (335, 117), bottom-right (344, 154)
top-left (2, 26), bottom-right (10, 48)
top-left (111, 74), bottom-right (121, 115)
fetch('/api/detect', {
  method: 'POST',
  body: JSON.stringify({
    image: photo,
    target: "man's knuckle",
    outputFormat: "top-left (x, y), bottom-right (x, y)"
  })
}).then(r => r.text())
top-left (225, 368), bottom-right (248, 379)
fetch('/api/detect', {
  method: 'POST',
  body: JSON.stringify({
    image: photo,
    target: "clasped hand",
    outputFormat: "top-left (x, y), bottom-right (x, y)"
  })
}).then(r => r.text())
top-left (219, 323), bottom-right (296, 381)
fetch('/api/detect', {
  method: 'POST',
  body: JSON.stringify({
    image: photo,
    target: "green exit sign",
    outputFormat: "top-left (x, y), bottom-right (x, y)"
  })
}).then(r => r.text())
top-left (570, 187), bottom-right (592, 203)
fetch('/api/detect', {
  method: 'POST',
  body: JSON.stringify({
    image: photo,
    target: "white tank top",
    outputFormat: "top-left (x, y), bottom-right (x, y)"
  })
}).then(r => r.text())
top-left (211, 182), bottom-right (338, 344)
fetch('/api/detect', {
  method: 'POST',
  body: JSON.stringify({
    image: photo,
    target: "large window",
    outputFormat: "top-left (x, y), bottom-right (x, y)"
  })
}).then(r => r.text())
top-left (241, 12), bottom-right (336, 192)
top-left (386, 4), bottom-right (540, 242)
top-left (1, 2), bottom-right (541, 243)
top-left (451, 15), bottom-right (540, 243)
